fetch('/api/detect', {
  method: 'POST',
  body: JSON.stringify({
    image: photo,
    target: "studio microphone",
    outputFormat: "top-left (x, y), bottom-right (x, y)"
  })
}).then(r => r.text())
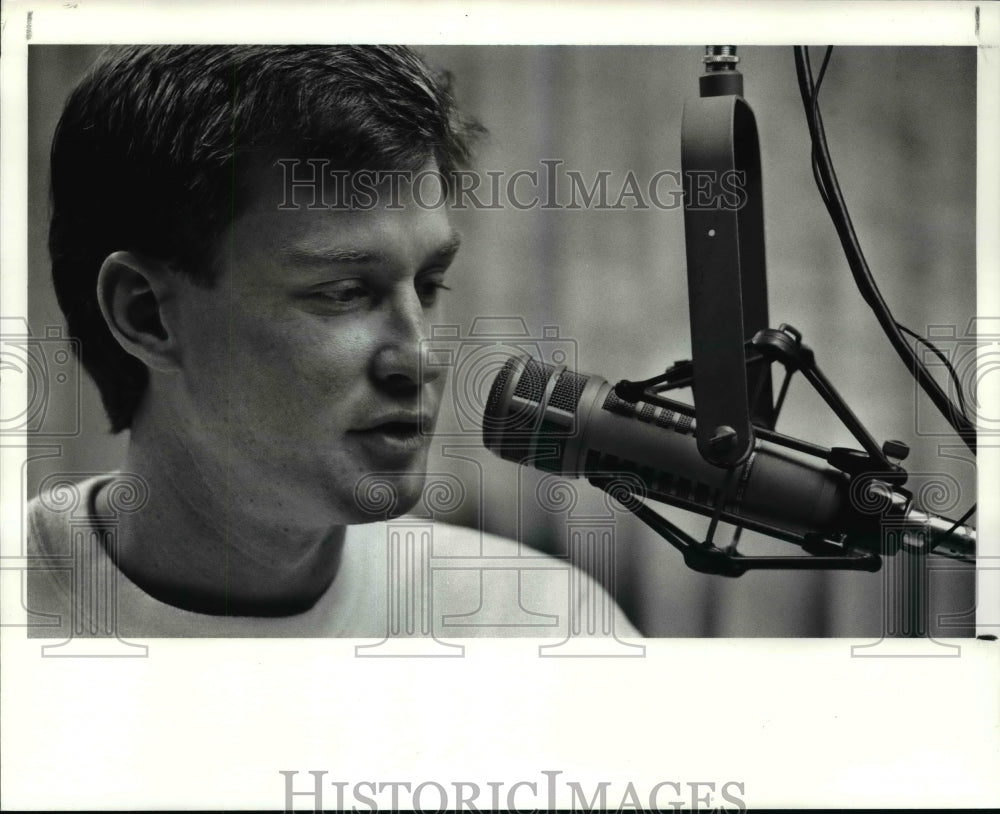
top-left (481, 356), bottom-right (976, 564)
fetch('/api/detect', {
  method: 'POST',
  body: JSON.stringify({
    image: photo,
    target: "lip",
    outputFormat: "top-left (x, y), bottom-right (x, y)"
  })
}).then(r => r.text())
top-left (348, 413), bottom-right (434, 460)
top-left (350, 412), bottom-right (433, 433)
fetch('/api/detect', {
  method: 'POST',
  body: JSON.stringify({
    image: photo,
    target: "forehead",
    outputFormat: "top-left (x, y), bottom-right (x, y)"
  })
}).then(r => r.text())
top-left (224, 161), bottom-right (457, 273)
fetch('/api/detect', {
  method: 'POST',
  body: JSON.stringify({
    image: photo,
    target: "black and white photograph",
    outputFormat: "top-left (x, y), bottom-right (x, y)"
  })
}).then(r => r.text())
top-left (2, 1), bottom-right (998, 810)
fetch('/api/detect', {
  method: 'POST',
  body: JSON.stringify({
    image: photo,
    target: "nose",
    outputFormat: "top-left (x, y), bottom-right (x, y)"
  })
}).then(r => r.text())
top-left (370, 287), bottom-right (442, 392)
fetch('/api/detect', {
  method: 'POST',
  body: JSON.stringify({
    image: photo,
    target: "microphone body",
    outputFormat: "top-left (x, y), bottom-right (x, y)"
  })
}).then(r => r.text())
top-left (482, 357), bottom-right (975, 559)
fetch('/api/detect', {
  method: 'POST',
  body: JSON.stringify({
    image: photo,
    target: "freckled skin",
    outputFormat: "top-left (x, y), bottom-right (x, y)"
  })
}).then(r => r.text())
top-left (115, 163), bottom-right (455, 614)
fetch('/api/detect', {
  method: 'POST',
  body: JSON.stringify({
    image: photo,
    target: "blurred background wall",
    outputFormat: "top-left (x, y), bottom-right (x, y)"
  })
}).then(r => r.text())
top-left (27, 45), bottom-right (976, 637)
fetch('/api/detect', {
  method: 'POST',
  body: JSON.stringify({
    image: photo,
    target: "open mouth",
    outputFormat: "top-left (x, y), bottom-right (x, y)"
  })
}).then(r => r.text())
top-left (350, 418), bottom-right (430, 457)
top-left (372, 421), bottom-right (421, 438)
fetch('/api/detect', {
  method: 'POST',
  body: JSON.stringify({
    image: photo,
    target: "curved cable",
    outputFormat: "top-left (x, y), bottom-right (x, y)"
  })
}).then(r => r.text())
top-left (895, 321), bottom-right (969, 418)
top-left (793, 46), bottom-right (976, 454)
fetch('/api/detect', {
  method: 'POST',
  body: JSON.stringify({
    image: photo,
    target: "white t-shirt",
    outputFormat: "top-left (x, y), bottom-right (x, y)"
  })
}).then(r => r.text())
top-left (26, 474), bottom-right (641, 640)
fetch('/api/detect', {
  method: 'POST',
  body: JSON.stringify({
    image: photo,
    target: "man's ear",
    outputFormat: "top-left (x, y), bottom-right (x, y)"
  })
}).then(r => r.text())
top-left (96, 251), bottom-right (182, 373)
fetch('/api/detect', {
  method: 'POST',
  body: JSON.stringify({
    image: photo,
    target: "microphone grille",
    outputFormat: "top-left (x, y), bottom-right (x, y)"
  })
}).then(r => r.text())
top-left (549, 369), bottom-right (587, 413)
top-left (512, 358), bottom-right (548, 402)
top-left (602, 387), bottom-right (637, 417)
top-left (484, 357), bottom-right (517, 424)
top-left (482, 356), bottom-right (592, 466)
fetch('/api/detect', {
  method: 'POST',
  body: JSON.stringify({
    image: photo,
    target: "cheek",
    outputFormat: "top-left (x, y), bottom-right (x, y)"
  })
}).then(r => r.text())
top-left (185, 311), bottom-right (377, 431)
top-left (247, 326), bottom-right (370, 416)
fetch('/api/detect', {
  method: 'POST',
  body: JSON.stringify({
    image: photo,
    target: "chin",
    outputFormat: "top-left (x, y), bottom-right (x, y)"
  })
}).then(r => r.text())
top-left (347, 468), bottom-right (428, 522)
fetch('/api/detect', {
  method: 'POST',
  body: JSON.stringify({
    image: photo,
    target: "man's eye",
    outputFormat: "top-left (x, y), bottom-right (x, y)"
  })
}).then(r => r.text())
top-left (310, 281), bottom-right (372, 308)
top-left (417, 278), bottom-right (452, 306)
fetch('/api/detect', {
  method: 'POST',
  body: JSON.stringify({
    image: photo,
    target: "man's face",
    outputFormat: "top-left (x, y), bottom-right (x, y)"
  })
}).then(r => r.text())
top-left (163, 163), bottom-right (456, 525)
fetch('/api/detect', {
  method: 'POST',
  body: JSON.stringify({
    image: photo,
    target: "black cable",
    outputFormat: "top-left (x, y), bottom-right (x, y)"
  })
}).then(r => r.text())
top-left (809, 47), bottom-right (834, 202)
top-left (794, 46), bottom-right (976, 454)
top-left (895, 321), bottom-right (969, 419)
top-left (810, 151), bottom-right (828, 203)
top-left (802, 47), bottom-right (974, 443)
top-left (812, 45), bottom-right (833, 101)
top-left (931, 502), bottom-right (976, 551)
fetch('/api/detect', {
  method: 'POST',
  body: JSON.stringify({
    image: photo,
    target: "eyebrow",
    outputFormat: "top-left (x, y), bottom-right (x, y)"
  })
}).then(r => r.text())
top-left (282, 231), bottom-right (463, 268)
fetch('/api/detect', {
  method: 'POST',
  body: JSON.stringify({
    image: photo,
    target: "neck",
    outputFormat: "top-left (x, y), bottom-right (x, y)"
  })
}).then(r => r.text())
top-left (108, 422), bottom-right (346, 618)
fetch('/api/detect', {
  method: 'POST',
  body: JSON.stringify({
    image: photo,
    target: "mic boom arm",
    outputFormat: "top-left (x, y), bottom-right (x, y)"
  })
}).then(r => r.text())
top-left (682, 45), bottom-right (775, 468)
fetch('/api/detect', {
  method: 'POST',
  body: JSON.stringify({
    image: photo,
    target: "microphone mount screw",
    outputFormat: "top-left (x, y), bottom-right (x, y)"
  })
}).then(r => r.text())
top-left (709, 425), bottom-right (739, 453)
top-left (704, 45), bottom-right (739, 72)
top-left (882, 439), bottom-right (910, 463)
